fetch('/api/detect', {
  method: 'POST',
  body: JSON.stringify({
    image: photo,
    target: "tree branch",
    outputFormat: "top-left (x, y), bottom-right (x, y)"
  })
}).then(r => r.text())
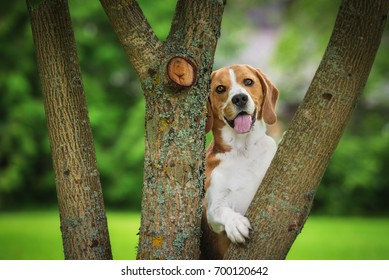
top-left (166, 0), bottom-right (225, 61)
top-left (225, 0), bottom-right (389, 259)
top-left (99, 0), bottom-right (162, 81)
top-left (135, 0), bottom-right (224, 259)
top-left (27, 0), bottom-right (112, 259)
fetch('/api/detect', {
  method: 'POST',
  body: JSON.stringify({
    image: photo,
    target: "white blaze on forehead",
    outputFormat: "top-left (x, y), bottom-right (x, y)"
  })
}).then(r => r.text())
top-left (227, 68), bottom-right (255, 114)
top-left (228, 68), bottom-right (248, 97)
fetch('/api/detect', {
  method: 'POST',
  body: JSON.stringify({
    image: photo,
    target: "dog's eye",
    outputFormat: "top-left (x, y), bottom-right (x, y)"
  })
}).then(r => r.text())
top-left (243, 78), bottom-right (254, 86)
top-left (215, 85), bottom-right (226, 94)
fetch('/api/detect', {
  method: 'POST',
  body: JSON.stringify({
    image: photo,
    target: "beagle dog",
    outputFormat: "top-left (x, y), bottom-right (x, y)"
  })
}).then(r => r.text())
top-left (201, 64), bottom-right (279, 259)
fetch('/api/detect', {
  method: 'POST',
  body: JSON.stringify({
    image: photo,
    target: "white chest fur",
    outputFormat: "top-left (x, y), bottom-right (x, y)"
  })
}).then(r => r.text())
top-left (205, 121), bottom-right (276, 242)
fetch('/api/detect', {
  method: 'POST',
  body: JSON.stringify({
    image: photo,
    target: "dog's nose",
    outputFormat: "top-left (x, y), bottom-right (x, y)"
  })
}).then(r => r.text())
top-left (232, 94), bottom-right (248, 107)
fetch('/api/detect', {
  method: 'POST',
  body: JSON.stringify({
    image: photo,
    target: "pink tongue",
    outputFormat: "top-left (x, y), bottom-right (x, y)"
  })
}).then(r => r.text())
top-left (234, 114), bottom-right (252, 134)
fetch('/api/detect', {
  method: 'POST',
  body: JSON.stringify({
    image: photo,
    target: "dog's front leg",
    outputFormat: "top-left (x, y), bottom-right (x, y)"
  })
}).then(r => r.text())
top-left (206, 196), bottom-right (252, 243)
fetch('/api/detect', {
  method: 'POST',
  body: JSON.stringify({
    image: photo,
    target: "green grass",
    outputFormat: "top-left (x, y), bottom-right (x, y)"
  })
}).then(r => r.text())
top-left (287, 216), bottom-right (389, 259)
top-left (107, 211), bottom-right (140, 259)
top-left (0, 211), bottom-right (388, 260)
top-left (0, 210), bottom-right (140, 260)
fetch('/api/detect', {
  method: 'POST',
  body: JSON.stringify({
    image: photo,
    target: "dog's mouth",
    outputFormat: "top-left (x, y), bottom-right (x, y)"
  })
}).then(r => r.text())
top-left (224, 109), bottom-right (256, 134)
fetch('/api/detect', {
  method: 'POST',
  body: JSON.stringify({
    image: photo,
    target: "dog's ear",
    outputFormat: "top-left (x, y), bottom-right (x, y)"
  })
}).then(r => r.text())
top-left (205, 97), bottom-right (213, 133)
top-left (256, 68), bottom-right (279, 125)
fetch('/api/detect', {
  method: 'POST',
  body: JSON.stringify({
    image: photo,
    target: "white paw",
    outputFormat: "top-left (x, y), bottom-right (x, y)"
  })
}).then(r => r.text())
top-left (224, 213), bottom-right (252, 243)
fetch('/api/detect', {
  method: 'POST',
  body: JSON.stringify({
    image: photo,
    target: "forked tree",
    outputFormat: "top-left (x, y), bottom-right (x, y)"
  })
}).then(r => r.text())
top-left (27, 0), bottom-right (389, 259)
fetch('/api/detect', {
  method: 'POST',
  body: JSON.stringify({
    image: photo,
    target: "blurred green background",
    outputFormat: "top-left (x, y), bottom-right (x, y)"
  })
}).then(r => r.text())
top-left (0, 0), bottom-right (388, 259)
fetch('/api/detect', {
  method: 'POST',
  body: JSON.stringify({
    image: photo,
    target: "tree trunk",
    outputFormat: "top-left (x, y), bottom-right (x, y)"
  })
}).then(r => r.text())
top-left (100, 0), bottom-right (225, 259)
top-left (27, 0), bottom-right (112, 260)
top-left (224, 0), bottom-right (389, 259)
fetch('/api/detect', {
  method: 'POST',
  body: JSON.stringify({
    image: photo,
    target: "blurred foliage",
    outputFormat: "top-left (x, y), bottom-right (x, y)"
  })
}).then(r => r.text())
top-left (0, 0), bottom-right (388, 215)
top-left (316, 107), bottom-right (389, 215)
top-left (273, 0), bottom-right (389, 104)
top-left (272, 0), bottom-right (339, 102)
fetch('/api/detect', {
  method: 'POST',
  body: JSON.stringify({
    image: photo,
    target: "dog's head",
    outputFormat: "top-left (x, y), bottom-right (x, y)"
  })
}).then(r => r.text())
top-left (206, 64), bottom-right (279, 134)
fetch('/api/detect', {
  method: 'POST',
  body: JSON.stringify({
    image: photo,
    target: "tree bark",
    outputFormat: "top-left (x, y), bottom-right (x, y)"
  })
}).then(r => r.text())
top-left (27, 0), bottom-right (112, 259)
top-left (224, 0), bottom-right (389, 259)
top-left (100, 0), bottom-right (225, 259)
